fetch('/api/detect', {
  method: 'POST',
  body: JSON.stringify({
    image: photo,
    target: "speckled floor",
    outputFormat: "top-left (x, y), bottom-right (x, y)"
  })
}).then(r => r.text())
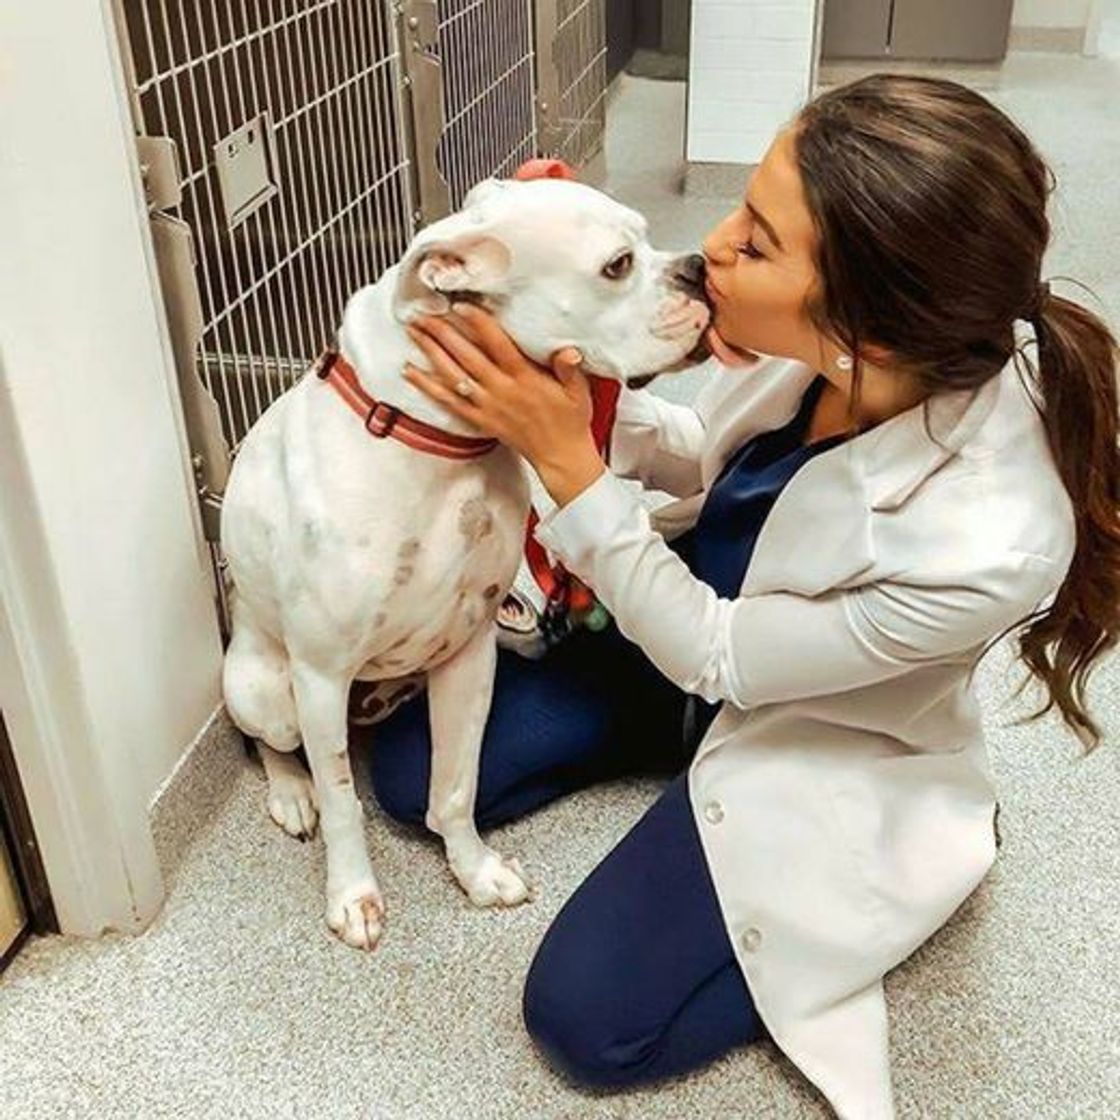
top-left (2, 38), bottom-right (1119, 1120)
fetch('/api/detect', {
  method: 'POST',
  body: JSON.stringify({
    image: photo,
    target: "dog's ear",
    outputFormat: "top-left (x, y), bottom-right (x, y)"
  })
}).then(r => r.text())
top-left (391, 212), bottom-right (513, 321)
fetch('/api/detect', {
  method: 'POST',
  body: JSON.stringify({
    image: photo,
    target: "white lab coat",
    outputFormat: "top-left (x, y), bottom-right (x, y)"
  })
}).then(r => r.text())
top-left (533, 329), bottom-right (1077, 1118)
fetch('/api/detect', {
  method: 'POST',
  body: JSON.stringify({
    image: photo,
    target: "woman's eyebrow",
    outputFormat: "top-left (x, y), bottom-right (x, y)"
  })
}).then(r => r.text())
top-left (744, 200), bottom-right (784, 250)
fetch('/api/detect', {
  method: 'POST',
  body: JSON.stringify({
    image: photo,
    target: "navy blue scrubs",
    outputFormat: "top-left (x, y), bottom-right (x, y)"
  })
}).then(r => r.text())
top-left (363, 373), bottom-right (847, 1088)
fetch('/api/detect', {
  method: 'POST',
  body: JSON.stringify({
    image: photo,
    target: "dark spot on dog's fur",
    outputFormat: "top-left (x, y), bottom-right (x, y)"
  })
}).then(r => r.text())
top-left (399, 537), bottom-right (421, 557)
top-left (483, 583), bottom-right (500, 599)
top-left (458, 498), bottom-right (493, 542)
top-left (394, 565), bottom-right (414, 585)
top-left (373, 612), bottom-right (387, 628)
top-left (301, 520), bottom-right (322, 554)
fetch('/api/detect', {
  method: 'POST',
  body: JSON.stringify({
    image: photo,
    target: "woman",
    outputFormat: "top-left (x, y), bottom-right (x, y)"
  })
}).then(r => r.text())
top-left (366, 75), bottom-right (1119, 1117)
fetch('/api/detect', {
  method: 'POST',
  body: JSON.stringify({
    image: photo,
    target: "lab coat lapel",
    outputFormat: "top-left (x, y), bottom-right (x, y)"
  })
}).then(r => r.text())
top-left (725, 361), bottom-right (1004, 598)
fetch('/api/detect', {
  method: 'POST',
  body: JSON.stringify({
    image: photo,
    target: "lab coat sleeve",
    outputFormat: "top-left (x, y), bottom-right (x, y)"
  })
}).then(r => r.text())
top-left (534, 468), bottom-right (1061, 708)
top-left (607, 368), bottom-right (731, 497)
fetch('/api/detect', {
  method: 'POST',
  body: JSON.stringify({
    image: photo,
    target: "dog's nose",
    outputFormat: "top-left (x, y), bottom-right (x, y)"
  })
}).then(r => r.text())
top-left (669, 253), bottom-right (707, 299)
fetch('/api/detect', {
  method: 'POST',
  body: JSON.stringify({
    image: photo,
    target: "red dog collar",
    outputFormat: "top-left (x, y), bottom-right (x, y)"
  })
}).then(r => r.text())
top-left (315, 350), bottom-right (499, 461)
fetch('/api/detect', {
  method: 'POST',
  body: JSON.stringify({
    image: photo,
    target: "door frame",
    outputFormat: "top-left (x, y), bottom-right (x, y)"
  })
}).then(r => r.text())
top-left (0, 482), bottom-right (159, 937)
top-left (0, 0), bottom-right (211, 935)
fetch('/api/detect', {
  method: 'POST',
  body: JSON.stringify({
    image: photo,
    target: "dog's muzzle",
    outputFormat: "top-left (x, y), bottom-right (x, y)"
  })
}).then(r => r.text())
top-left (624, 253), bottom-right (714, 389)
top-left (672, 252), bottom-right (715, 363)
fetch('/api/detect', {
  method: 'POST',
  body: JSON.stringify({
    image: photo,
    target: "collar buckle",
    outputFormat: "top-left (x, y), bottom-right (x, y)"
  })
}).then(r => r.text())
top-left (366, 400), bottom-right (401, 438)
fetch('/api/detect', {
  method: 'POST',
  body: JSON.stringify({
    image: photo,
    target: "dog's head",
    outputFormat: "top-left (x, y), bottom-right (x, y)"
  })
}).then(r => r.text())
top-left (390, 177), bottom-right (713, 387)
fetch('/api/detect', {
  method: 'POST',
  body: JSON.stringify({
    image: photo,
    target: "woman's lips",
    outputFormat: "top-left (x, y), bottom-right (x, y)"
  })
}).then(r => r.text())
top-left (701, 277), bottom-right (757, 367)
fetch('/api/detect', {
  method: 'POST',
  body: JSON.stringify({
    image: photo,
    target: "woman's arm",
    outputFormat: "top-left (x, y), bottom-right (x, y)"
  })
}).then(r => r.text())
top-left (535, 469), bottom-right (1061, 708)
top-left (609, 364), bottom-right (745, 497)
top-left (609, 385), bottom-right (708, 497)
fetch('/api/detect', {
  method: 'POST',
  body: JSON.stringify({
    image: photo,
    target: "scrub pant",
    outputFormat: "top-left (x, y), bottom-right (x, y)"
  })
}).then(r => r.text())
top-left (363, 619), bottom-right (767, 1089)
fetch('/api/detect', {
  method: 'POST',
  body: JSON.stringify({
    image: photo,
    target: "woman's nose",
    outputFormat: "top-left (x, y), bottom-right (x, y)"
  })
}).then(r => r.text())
top-left (701, 232), bottom-right (732, 264)
top-left (701, 212), bottom-right (738, 264)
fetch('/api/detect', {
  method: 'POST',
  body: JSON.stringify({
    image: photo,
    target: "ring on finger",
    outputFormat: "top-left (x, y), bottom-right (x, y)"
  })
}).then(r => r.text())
top-left (455, 376), bottom-right (478, 398)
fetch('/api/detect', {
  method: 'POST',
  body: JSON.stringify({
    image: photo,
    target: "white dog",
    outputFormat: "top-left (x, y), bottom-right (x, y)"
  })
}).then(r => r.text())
top-left (220, 176), bottom-right (712, 950)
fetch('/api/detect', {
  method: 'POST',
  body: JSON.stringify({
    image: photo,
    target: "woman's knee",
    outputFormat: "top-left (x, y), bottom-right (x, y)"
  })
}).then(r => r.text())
top-left (364, 723), bottom-right (430, 825)
top-left (522, 928), bottom-right (654, 1090)
top-left (367, 761), bottom-right (427, 824)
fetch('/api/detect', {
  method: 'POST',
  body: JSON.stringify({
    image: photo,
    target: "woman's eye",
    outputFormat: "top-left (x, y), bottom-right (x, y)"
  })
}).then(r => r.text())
top-left (601, 251), bottom-right (634, 280)
top-left (737, 241), bottom-right (765, 260)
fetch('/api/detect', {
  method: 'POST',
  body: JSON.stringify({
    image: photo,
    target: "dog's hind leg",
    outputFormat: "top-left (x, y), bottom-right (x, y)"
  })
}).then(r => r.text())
top-left (258, 747), bottom-right (319, 839)
top-left (290, 659), bottom-right (385, 951)
top-left (223, 594), bottom-right (318, 838)
top-left (425, 621), bottom-right (534, 908)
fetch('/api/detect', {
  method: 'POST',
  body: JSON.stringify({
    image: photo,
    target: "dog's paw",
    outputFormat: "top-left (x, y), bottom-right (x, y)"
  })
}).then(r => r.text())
top-left (266, 764), bottom-right (319, 839)
top-left (326, 879), bottom-right (386, 951)
top-left (457, 850), bottom-right (534, 908)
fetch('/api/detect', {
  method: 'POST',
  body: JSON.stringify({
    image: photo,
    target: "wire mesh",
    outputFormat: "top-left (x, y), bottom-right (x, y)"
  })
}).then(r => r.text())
top-left (552, 0), bottom-right (606, 168)
top-left (114, 0), bottom-right (607, 454)
top-left (118, 0), bottom-right (416, 450)
top-left (434, 0), bottom-right (538, 209)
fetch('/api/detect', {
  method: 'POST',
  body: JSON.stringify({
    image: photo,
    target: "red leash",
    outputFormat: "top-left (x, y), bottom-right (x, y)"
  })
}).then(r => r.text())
top-left (523, 375), bottom-right (620, 616)
top-left (513, 158), bottom-right (621, 624)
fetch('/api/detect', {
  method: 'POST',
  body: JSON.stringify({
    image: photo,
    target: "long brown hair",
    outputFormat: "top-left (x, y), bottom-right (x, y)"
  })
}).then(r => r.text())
top-left (795, 74), bottom-right (1119, 752)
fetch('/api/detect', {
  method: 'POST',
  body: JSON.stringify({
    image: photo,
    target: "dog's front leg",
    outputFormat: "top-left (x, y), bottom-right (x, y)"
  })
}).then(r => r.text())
top-left (290, 661), bottom-right (385, 950)
top-left (425, 622), bottom-right (534, 907)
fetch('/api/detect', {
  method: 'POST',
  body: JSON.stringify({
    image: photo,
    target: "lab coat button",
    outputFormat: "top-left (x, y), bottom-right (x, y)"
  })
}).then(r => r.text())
top-left (703, 800), bottom-right (725, 824)
top-left (741, 927), bottom-right (762, 953)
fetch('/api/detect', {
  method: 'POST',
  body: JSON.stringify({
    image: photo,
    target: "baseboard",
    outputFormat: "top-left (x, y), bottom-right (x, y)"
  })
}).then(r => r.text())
top-left (626, 47), bottom-right (689, 82)
top-left (1008, 26), bottom-right (1086, 54)
top-left (817, 58), bottom-right (1003, 91)
top-left (682, 161), bottom-right (755, 200)
top-left (149, 704), bottom-right (248, 890)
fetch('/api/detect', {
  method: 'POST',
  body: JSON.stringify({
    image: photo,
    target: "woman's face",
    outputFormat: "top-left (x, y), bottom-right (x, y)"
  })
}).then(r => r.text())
top-left (701, 128), bottom-right (833, 370)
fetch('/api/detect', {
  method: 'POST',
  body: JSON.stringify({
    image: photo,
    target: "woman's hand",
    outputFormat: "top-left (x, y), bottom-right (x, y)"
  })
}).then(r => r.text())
top-left (403, 303), bottom-right (606, 507)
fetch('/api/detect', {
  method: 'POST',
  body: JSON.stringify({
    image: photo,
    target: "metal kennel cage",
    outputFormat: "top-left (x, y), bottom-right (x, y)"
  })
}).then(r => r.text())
top-left (108, 0), bottom-right (606, 635)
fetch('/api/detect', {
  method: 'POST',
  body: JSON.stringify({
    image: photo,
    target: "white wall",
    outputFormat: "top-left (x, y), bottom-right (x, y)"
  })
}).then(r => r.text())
top-left (686, 0), bottom-right (819, 164)
top-left (0, 0), bottom-right (224, 930)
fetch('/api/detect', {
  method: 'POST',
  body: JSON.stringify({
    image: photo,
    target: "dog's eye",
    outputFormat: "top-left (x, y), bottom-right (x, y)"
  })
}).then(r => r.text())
top-left (601, 251), bottom-right (634, 281)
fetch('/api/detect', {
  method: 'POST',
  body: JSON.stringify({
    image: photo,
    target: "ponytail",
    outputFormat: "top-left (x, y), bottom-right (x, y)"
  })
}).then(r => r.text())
top-left (794, 74), bottom-right (1118, 753)
top-left (999, 290), bottom-right (1120, 752)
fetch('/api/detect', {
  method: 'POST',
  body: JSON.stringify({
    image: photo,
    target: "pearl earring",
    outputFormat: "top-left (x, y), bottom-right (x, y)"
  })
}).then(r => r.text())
top-left (836, 354), bottom-right (853, 371)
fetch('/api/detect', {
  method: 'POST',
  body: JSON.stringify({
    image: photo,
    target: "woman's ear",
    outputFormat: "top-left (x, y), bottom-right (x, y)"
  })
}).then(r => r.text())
top-left (858, 343), bottom-right (896, 369)
top-left (391, 220), bottom-right (512, 321)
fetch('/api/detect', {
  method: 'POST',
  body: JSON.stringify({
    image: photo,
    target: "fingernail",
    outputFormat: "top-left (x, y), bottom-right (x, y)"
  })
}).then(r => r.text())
top-left (568, 350), bottom-right (583, 364)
